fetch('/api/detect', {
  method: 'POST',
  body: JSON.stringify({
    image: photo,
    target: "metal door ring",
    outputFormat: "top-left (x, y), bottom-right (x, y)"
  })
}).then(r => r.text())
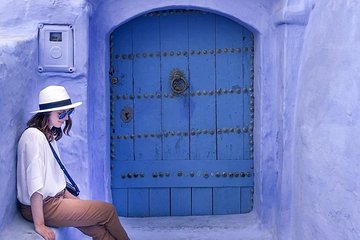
top-left (170, 68), bottom-right (188, 94)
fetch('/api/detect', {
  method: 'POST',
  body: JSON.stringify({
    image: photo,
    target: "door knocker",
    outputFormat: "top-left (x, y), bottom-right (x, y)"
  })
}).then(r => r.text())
top-left (169, 68), bottom-right (188, 95)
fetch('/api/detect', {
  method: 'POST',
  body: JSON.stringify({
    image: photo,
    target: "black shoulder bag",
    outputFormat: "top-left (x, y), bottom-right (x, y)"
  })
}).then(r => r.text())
top-left (49, 143), bottom-right (80, 196)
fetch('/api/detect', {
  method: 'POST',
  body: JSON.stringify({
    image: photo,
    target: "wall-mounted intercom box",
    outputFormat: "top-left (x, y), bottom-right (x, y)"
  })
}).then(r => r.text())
top-left (38, 24), bottom-right (75, 73)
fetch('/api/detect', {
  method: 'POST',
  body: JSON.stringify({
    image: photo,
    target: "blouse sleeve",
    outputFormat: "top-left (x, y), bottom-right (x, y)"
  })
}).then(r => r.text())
top-left (24, 133), bottom-right (46, 198)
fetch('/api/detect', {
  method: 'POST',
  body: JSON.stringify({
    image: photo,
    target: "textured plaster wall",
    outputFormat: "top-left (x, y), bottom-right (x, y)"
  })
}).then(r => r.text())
top-left (294, 1), bottom-right (360, 239)
top-left (0, 1), bottom-right (90, 237)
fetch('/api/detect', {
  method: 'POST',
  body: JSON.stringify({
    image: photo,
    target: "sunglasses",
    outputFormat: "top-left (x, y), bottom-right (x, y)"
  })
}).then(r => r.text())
top-left (58, 108), bottom-right (74, 120)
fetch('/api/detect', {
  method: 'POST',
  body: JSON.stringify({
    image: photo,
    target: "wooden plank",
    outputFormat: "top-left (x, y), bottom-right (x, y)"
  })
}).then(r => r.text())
top-left (111, 160), bottom-right (253, 188)
top-left (242, 29), bottom-right (252, 160)
top-left (150, 188), bottom-right (170, 216)
top-left (132, 16), bottom-right (162, 161)
top-left (171, 188), bottom-right (191, 216)
top-left (215, 16), bottom-right (244, 161)
top-left (241, 187), bottom-right (253, 213)
top-left (188, 12), bottom-right (216, 160)
top-left (213, 187), bottom-right (241, 215)
top-left (192, 187), bottom-right (212, 215)
top-left (112, 22), bottom-right (134, 162)
top-left (112, 188), bottom-right (127, 217)
top-left (160, 13), bottom-right (190, 160)
top-left (128, 188), bottom-right (149, 217)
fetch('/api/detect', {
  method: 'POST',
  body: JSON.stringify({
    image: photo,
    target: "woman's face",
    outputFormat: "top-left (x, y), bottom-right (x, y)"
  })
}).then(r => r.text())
top-left (48, 109), bottom-right (70, 129)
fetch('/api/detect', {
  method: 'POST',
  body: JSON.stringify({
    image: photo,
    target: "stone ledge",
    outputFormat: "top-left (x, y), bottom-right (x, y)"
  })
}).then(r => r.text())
top-left (0, 212), bottom-right (60, 240)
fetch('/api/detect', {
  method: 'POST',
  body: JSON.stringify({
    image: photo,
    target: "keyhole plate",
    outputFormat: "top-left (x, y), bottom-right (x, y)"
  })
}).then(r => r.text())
top-left (120, 106), bottom-right (133, 123)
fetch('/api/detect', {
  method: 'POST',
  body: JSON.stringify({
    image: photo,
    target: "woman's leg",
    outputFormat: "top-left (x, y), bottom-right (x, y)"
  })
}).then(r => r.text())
top-left (42, 197), bottom-right (129, 240)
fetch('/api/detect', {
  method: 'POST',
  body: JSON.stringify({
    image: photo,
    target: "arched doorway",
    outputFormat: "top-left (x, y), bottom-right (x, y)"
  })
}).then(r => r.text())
top-left (109, 9), bottom-right (254, 217)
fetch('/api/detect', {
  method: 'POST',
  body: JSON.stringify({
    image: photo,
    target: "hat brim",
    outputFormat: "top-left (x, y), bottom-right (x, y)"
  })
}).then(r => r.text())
top-left (31, 102), bottom-right (82, 113)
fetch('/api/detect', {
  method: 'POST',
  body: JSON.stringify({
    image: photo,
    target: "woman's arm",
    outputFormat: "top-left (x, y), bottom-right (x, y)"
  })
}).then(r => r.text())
top-left (30, 192), bottom-right (55, 240)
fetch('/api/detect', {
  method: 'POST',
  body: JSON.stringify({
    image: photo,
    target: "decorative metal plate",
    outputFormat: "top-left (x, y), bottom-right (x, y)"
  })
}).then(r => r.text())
top-left (120, 106), bottom-right (133, 123)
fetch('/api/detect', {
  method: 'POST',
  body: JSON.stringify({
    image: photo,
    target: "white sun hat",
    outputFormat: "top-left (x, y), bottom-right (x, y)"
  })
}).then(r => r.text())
top-left (31, 85), bottom-right (82, 113)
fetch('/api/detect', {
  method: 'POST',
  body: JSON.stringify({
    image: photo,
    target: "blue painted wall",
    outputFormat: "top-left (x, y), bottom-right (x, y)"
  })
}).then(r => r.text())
top-left (1, 0), bottom-right (359, 239)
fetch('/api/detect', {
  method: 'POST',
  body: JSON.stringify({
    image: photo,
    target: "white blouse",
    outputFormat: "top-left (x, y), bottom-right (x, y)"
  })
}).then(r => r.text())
top-left (17, 127), bottom-right (66, 205)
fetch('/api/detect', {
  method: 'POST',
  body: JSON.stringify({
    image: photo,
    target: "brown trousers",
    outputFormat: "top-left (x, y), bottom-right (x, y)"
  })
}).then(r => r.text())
top-left (20, 191), bottom-right (129, 240)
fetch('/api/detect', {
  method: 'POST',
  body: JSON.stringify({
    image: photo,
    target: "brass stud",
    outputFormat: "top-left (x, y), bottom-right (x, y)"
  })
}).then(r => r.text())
top-left (171, 131), bottom-right (175, 136)
top-left (150, 133), bottom-right (155, 138)
top-left (191, 91), bottom-right (195, 96)
top-left (215, 172), bottom-right (221, 177)
top-left (140, 172), bottom-right (145, 177)
top-left (236, 48), bottom-right (241, 53)
top-left (183, 51), bottom-right (188, 56)
top-left (235, 128), bottom-right (241, 133)
top-left (217, 129), bottom-right (222, 134)
top-left (196, 130), bottom-right (202, 135)
top-left (152, 172), bottom-right (158, 178)
top-left (157, 93), bottom-right (162, 98)
top-left (190, 50), bottom-right (195, 55)
top-left (209, 130), bottom-right (215, 135)
top-left (202, 129), bottom-right (208, 134)
top-left (165, 172), bottom-right (170, 177)
top-left (144, 133), bottom-right (149, 138)
top-left (209, 90), bottom-right (214, 95)
top-left (216, 89), bottom-right (221, 94)
top-left (196, 50), bottom-right (201, 55)
top-left (229, 89), bottom-right (234, 93)
top-left (177, 171), bottom-right (183, 177)
top-left (137, 133), bottom-right (142, 138)
top-left (177, 131), bottom-right (182, 136)
top-left (129, 95), bottom-right (135, 100)
top-left (230, 48), bottom-right (235, 53)
top-left (242, 87), bottom-right (248, 93)
top-left (203, 50), bottom-right (207, 54)
top-left (217, 49), bottom-right (222, 54)
top-left (123, 135), bottom-right (128, 140)
top-left (222, 172), bottom-right (227, 177)
top-left (223, 128), bottom-right (229, 133)
top-left (159, 172), bottom-right (164, 177)
top-left (209, 49), bottom-right (214, 54)
top-left (130, 134), bottom-right (134, 139)
top-left (164, 93), bottom-right (169, 98)
top-left (176, 51), bottom-right (181, 56)
top-left (223, 48), bottom-right (228, 53)
top-left (183, 132), bottom-right (189, 136)
top-left (202, 90), bottom-right (208, 95)
top-left (240, 172), bottom-right (245, 177)
top-left (246, 172), bottom-right (251, 177)
top-left (235, 172), bottom-right (240, 177)
top-left (242, 127), bottom-right (248, 133)
top-left (204, 172), bottom-right (209, 178)
top-left (191, 130), bottom-right (196, 136)
top-left (189, 171), bottom-right (195, 177)
top-left (229, 172), bottom-right (234, 177)
top-left (223, 89), bottom-right (228, 94)
top-left (127, 173), bottom-right (133, 178)
top-left (164, 132), bottom-right (169, 137)
top-left (170, 51), bottom-right (174, 56)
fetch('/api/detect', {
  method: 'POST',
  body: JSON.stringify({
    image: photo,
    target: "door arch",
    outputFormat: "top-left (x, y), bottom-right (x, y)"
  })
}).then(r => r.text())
top-left (110, 9), bottom-right (254, 217)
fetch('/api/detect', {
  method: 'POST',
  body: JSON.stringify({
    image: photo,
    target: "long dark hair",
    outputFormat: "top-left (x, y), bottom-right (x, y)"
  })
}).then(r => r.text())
top-left (27, 112), bottom-right (72, 142)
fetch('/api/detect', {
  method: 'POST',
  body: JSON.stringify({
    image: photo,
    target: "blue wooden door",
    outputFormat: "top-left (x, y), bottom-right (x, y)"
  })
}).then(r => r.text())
top-left (110, 10), bottom-right (254, 217)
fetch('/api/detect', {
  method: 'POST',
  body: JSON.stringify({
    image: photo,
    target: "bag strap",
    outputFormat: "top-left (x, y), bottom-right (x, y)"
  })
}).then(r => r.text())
top-left (48, 143), bottom-right (80, 193)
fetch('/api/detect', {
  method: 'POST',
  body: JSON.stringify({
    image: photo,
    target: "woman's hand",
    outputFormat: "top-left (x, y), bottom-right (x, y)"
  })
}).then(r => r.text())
top-left (30, 192), bottom-right (55, 240)
top-left (34, 224), bottom-right (55, 240)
